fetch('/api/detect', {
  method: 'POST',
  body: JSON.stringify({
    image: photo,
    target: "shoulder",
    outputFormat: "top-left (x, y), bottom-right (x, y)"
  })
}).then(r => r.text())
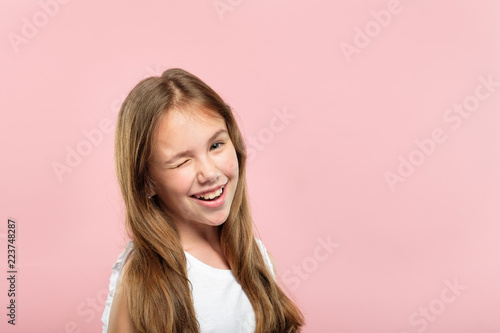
top-left (266, 250), bottom-right (277, 275)
top-left (255, 238), bottom-right (276, 277)
top-left (101, 242), bottom-right (135, 333)
top-left (107, 257), bottom-right (137, 333)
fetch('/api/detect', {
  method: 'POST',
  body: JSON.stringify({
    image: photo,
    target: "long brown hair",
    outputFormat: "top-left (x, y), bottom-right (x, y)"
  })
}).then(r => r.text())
top-left (115, 68), bottom-right (304, 332)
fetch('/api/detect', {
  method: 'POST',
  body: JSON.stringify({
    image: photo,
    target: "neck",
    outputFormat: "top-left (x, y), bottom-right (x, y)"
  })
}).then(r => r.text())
top-left (175, 221), bottom-right (222, 252)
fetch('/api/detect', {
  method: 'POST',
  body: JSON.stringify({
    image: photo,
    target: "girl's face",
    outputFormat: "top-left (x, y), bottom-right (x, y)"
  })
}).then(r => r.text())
top-left (149, 107), bottom-right (239, 229)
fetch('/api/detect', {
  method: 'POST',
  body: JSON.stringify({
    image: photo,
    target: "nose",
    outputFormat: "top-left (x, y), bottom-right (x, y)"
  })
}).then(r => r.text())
top-left (196, 156), bottom-right (220, 184)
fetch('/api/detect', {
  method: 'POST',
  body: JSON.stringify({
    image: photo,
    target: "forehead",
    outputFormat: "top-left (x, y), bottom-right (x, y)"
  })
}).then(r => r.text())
top-left (153, 106), bottom-right (227, 153)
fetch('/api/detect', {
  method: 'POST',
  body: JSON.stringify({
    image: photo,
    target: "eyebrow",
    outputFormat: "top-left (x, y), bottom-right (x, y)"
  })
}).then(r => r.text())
top-left (164, 129), bottom-right (228, 164)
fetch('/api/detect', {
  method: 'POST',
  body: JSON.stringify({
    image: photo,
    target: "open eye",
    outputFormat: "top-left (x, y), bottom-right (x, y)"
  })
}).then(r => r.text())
top-left (210, 141), bottom-right (224, 151)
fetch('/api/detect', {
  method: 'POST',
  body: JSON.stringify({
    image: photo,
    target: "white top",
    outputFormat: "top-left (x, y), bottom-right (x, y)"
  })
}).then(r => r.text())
top-left (101, 239), bottom-right (275, 333)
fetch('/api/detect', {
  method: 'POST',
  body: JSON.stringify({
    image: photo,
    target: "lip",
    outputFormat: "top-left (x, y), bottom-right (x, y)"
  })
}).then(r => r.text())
top-left (191, 181), bottom-right (228, 197)
top-left (190, 183), bottom-right (227, 209)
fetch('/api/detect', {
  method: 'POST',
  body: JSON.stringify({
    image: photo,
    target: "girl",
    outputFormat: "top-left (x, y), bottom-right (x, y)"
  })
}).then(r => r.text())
top-left (101, 68), bottom-right (304, 332)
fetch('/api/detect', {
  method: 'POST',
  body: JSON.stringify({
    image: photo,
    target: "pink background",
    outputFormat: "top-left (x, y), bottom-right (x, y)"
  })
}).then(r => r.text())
top-left (1, 1), bottom-right (499, 332)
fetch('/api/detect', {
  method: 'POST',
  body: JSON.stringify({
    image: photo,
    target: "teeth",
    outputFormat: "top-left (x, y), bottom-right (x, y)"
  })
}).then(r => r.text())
top-left (195, 186), bottom-right (223, 200)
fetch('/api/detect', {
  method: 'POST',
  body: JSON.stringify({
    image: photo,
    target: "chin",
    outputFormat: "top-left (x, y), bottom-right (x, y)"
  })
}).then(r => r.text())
top-left (205, 211), bottom-right (231, 227)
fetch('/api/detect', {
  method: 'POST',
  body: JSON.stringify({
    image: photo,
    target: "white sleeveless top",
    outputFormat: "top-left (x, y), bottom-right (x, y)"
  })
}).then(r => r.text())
top-left (101, 239), bottom-right (275, 333)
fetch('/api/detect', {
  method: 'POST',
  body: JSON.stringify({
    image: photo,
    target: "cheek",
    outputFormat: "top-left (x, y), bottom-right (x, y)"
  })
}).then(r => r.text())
top-left (167, 172), bottom-right (194, 196)
top-left (153, 170), bottom-right (193, 199)
top-left (225, 149), bottom-right (239, 179)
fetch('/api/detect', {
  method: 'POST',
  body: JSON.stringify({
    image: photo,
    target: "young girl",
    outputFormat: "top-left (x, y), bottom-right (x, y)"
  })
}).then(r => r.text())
top-left (101, 68), bottom-right (304, 332)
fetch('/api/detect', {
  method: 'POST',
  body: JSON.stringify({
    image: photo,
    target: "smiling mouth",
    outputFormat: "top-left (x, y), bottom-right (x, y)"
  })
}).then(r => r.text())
top-left (191, 186), bottom-right (225, 201)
